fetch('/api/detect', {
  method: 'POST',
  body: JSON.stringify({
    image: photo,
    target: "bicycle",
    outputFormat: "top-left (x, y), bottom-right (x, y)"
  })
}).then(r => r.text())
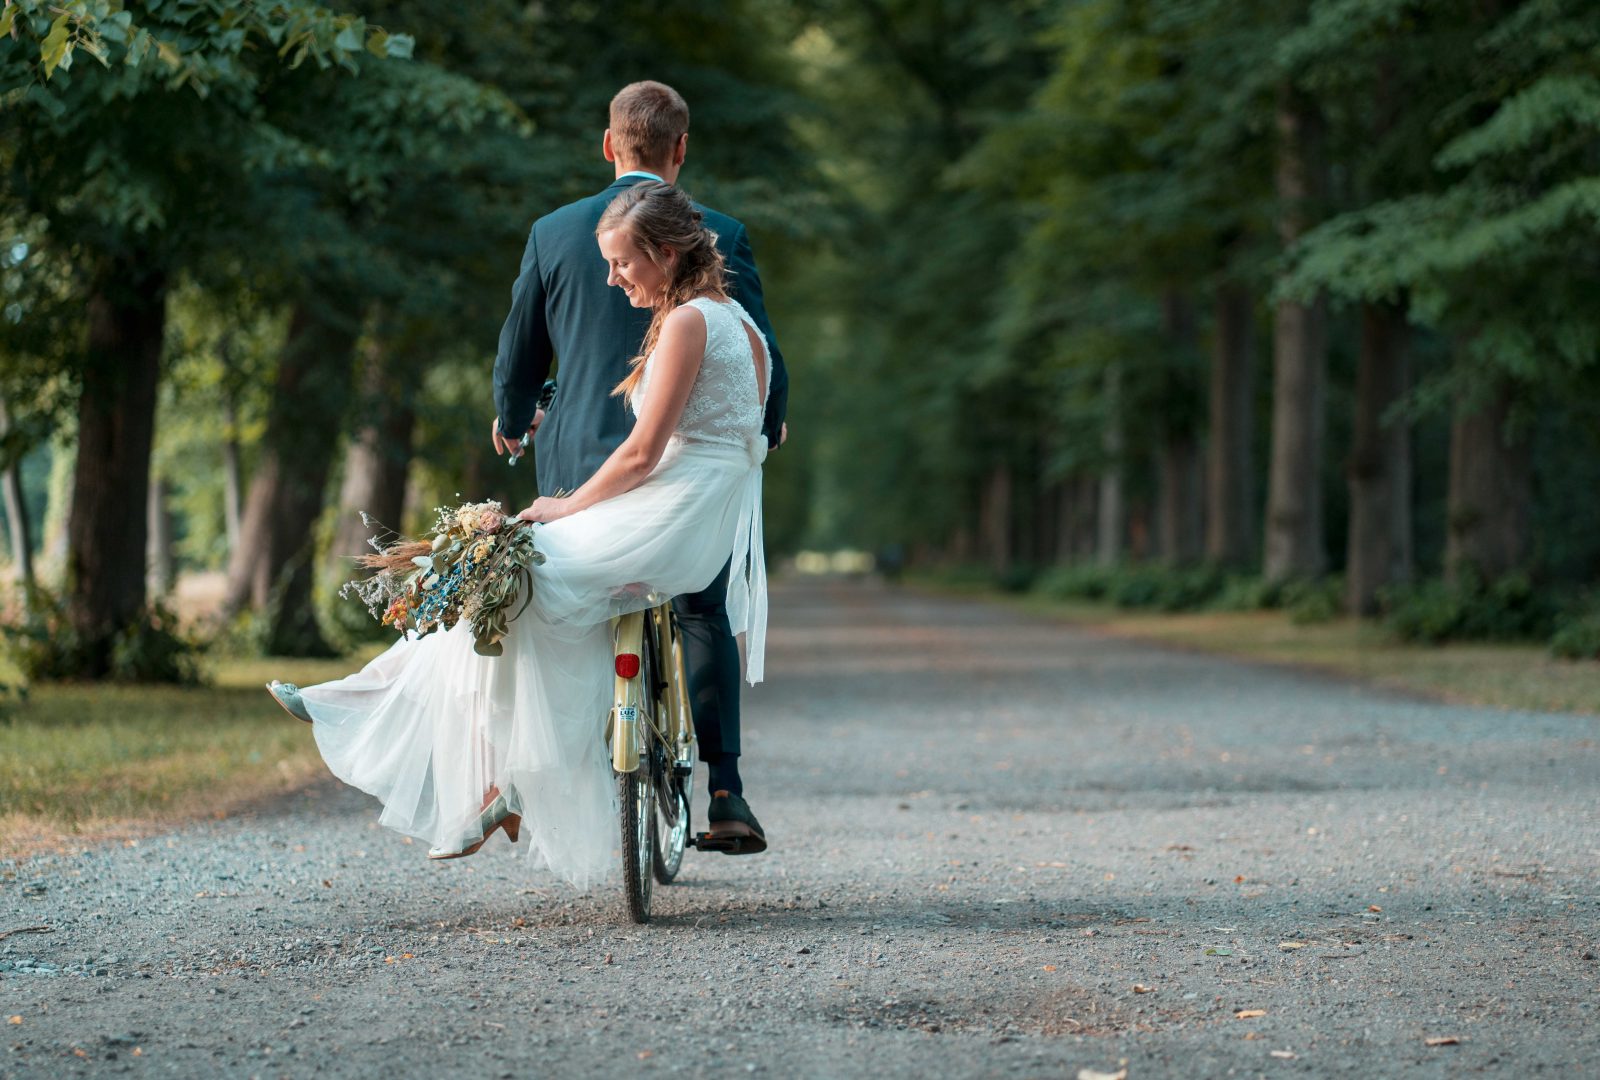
top-left (510, 378), bottom-right (698, 922)
top-left (608, 599), bottom-right (696, 923)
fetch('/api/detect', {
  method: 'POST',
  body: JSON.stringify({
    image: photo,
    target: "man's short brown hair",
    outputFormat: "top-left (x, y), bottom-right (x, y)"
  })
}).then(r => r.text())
top-left (609, 81), bottom-right (689, 167)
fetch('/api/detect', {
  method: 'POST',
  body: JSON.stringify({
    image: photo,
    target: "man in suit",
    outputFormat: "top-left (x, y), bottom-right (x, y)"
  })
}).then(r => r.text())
top-left (491, 80), bottom-right (786, 854)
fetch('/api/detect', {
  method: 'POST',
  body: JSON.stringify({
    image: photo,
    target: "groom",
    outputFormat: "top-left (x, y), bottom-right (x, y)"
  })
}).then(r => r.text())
top-left (491, 80), bottom-right (786, 854)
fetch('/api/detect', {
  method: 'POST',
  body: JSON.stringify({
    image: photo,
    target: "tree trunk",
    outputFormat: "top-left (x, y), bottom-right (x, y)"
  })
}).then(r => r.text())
top-left (1158, 437), bottom-right (1204, 564)
top-left (224, 302), bottom-right (361, 656)
top-left (1263, 82), bottom-right (1330, 582)
top-left (1158, 289), bottom-right (1203, 564)
top-left (1345, 303), bottom-right (1412, 614)
top-left (1206, 282), bottom-right (1256, 567)
top-left (1097, 365), bottom-right (1125, 566)
top-left (222, 398), bottom-right (243, 557)
top-left (65, 260), bottom-right (167, 675)
top-left (146, 476), bottom-right (175, 597)
top-left (978, 463), bottom-right (1013, 575)
top-left (0, 397), bottom-right (34, 589)
top-left (330, 336), bottom-right (417, 566)
top-left (1445, 378), bottom-right (1529, 581)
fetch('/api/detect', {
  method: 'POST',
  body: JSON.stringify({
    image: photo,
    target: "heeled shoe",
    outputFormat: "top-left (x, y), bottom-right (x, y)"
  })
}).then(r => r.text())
top-left (266, 681), bottom-right (314, 724)
top-left (427, 791), bottom-right (522, 860)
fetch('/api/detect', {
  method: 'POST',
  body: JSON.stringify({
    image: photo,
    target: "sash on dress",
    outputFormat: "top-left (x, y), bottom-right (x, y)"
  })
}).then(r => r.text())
top-left (725, 432), bottom-right (768, 685)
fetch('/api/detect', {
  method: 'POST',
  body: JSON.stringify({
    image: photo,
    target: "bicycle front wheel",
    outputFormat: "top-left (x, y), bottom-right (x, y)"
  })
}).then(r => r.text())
top-left (619, 764), bottom-right (655, 923)
top-left (653, 765), bottom-right (692, 884)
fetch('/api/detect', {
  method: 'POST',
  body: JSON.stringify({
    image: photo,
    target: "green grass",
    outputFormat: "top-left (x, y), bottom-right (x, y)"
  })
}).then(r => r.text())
top-left (0, 648), bottom-right (382, 859)
top-left (934, 584), bottom-right (1600, 716)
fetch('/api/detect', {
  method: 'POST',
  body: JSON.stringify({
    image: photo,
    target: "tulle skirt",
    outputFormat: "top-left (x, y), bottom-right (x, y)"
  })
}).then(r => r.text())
top-left (297, 436), bottom-right (762, 888)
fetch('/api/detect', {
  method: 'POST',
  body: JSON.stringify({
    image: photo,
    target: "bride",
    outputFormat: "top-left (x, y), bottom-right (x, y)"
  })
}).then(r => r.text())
top-left (266, 181), bottom-right (770, 887)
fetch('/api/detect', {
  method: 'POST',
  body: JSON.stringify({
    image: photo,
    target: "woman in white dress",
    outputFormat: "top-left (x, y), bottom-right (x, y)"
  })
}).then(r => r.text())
top-left (266, 182), bottom-right (770, 887)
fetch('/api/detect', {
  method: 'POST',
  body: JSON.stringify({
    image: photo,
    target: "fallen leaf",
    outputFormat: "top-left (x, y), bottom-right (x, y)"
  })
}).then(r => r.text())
top-left (1271, 1050), bottom-right (1297, 1059)
top-left (132, 1048), bottom-right (142, 1057)
top-left (1205, 947), bottom-right (1234, 956)
top-left (1076, 1069), bottom-right (1127, 1080)
top-left (1132, 984), bottom-right (1154, 994)
top-left (1236, 1009), bottom-right (1267, 1019)
top-left (1243, 1032), bottom-right (1263, 1041)
top-left (1234, 875), bottom-right (1246, 884)
top-left (401, 953), bottom-right (414, 960)
top-left (1279, 942), bottom-right (1307, 950)
top-left (1424, 1036), bottom-right (1461, 1047)
top-left (637, 1051), bottom-right (655, 1061)
top-left (1042, 965), bottom-right (1058, 972)
top-left (322, 880), bottom-right (332, 888)
top-left (1368, 905), bottom-right (1382, 913)
top-left (6, 1017), bottom-right (20, 1026)
top-left (605, 953), bottom-right (614, 965)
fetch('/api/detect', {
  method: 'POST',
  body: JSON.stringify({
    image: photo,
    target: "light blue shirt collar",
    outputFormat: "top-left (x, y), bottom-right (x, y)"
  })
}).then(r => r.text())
top-left (618, 170), bottom-right (665, 183)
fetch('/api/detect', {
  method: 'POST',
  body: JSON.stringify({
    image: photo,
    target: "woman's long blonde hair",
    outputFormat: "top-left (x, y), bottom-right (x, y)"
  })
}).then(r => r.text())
top-left (597, 181), bottom-right (727, 404)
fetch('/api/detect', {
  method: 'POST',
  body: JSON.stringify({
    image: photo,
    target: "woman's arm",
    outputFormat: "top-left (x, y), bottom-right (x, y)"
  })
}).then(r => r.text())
top-left (516, 304), bottom-right (707, 523)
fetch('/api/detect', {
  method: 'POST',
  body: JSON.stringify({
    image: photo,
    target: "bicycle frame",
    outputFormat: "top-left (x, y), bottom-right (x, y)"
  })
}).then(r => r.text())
top-left (608, 602), bottom-right (693, 775)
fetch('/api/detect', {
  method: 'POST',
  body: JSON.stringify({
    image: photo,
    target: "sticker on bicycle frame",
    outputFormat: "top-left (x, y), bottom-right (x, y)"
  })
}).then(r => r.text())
top-left (618, 706), bottom-right (639, 724)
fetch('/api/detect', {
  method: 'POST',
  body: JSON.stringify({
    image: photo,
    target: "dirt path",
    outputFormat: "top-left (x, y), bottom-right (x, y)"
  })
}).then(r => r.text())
top-left (3, 579), bottom-right (1596, 1078)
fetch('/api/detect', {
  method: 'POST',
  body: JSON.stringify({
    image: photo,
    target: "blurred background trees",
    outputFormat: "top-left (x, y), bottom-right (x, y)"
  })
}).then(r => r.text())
top-left (2, 0), bottom-right (1597, 680)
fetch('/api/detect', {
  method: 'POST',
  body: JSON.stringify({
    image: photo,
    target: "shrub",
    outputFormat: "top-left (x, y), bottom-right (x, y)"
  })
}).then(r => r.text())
top-left (1281, 576), bottom-right (1344, 625)
top-left (1035, 563), bottom-right (1233, 613)
top-left (1208, 574), bottom-right (1275, 612)
top-left (994, 563), bottom-right (1039, 594)
top-left (2, 589), bottom-right (205, 685)
top-left (1382, 570), bottom-right (1557, 644)
top-left (1034, 563), bottom-right (1113, 602)
top-left (1550, 610), bottom-right (1600, 660)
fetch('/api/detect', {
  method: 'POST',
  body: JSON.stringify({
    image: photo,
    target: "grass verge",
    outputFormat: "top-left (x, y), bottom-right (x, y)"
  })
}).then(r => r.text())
top-left (927, 582), bottom-right (1600, 716)
top-left (0, 649), bottom-right (381, 861)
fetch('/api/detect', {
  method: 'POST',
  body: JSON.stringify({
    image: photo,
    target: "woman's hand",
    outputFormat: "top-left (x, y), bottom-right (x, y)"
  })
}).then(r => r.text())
top-left (517, 496), bottom-right (573, 524)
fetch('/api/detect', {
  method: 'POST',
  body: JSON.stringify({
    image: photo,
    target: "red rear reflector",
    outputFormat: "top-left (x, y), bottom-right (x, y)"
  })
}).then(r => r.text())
top-left (615, 653), bottom-right (640, 678)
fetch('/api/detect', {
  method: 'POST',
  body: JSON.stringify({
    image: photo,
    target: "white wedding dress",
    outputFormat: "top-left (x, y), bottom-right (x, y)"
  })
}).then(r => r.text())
top-left (296, 297), bottom-right (770, 887)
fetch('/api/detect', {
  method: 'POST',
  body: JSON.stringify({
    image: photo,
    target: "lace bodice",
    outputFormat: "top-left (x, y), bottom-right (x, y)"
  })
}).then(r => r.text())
top-left (632, 297), bottom-right (769, 448)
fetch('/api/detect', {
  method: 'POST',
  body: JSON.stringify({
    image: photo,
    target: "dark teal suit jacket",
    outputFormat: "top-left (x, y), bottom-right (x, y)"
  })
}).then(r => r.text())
top-left (493, 176), bottom-right (789, 497)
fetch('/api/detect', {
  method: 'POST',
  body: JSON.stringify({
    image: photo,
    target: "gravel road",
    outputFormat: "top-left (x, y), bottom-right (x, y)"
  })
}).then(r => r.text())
top-left (3, 579), bottom-right (1597, 1079)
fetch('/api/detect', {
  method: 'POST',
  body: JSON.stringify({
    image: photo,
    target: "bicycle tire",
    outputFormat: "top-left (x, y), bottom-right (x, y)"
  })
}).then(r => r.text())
top-left (652, 766), bottom-right (691, 883)
top-left (619, 764), bottom-right (654, 923)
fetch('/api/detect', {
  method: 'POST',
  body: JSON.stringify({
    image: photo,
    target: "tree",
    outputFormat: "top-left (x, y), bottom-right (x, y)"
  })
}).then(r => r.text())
top-left (1288, 0), bottom-right (1600, 583)
top-left (2, 0), bottom-right (414, 673)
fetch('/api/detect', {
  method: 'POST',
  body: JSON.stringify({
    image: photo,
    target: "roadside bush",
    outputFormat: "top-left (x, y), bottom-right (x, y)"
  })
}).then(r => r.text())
top-left (1550, 610), bottom-right (1600, 660)
top-left (1208, 574), bottom-right (1276, 611)
top-left (994, 563), bottom-right (1039, 594)
top-left (1034, 563), bottom-right (1113, 602)
top-left (1035, 563), bottom-right (1233, 612)
top-left (1282, 576), bottom-right (1344, 625)
top-left (2, 589), bottom-right (205, 685)
top-left (1381, 570), bottom-right (1557, 644)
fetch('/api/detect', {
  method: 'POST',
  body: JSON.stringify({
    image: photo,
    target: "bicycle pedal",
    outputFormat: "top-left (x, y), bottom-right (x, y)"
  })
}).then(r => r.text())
top-left (691, 831), bottom-right (732, 853)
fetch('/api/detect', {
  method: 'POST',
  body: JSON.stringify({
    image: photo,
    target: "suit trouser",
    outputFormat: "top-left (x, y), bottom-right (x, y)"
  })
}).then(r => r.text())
top-left (672, 559), bottom-right (739, 762)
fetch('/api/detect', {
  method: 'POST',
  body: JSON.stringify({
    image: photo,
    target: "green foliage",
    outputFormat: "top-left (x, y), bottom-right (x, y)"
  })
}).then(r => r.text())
top-left (1029, 561), bottom-right (1350, 621)
top-left (1381, 571), bottom-right (1558, 645)
top-left (1035, 563), bottom-right (1228, 613)
top-left (1549, 609), bottom-right (1600, 661)
top-left (2, 589), bottom-right (205, 685)
top-left (1281, 576), bottom-right (1344, 625)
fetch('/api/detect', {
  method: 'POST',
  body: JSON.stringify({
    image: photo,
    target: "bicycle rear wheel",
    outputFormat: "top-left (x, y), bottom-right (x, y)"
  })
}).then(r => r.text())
top-left (619, 763), bottom-right (654, 923)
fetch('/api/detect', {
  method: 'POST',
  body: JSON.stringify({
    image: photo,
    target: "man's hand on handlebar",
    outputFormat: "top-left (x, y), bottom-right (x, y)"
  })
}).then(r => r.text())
top-left (492, 410), bottom-right (544, 459)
